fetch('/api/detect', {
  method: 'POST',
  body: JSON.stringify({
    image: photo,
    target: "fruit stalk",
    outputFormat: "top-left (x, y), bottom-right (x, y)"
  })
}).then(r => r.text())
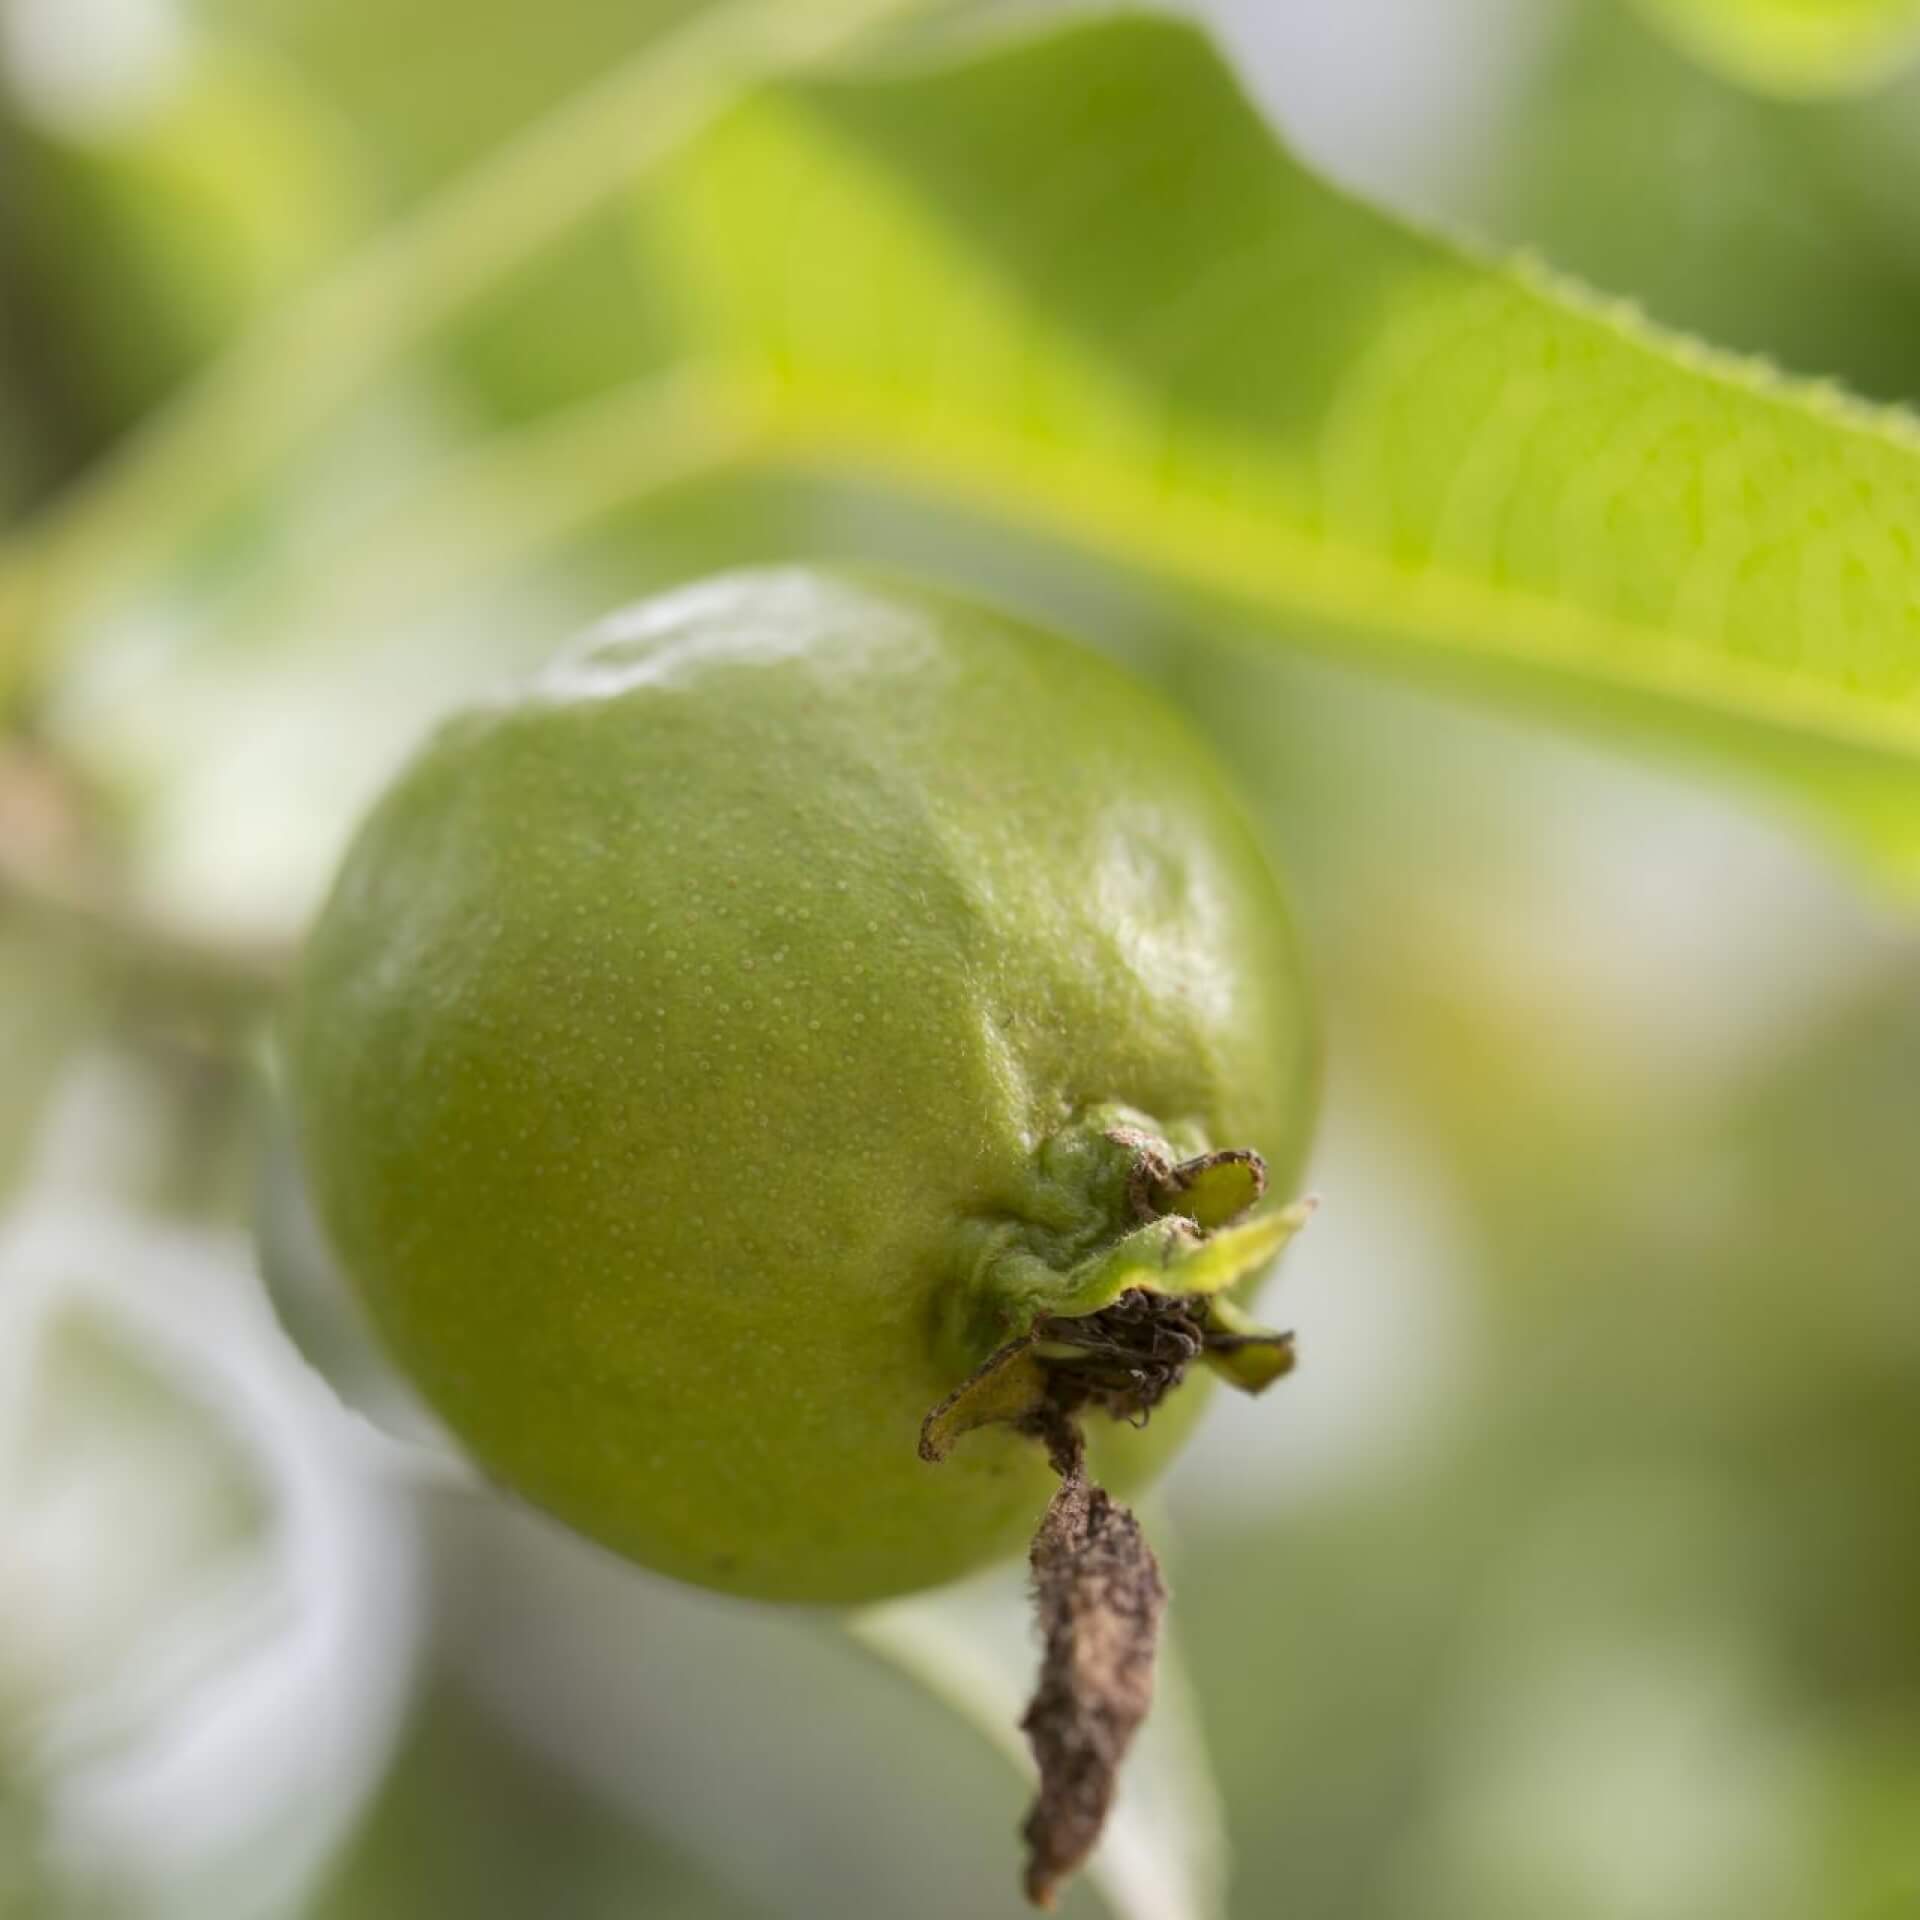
top-left (1018, 1407), bottom-right (1165, 1910)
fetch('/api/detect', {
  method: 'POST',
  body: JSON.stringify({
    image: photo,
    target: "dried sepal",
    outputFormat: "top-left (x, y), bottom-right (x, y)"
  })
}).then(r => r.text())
top-left (918, 1337), bottom-right (1052, 1462)
top-left (1199, 1292), bottom-right (1296, 1394)
top-left (1146, 1146), bottom-right (1268, 1228)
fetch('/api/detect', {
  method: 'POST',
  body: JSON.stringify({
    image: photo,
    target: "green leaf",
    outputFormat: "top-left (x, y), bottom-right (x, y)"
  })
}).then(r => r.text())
top-left (645, 10), bottom-right (1920, 880)
top-left (1630, 0), bottom-right (1920, 96)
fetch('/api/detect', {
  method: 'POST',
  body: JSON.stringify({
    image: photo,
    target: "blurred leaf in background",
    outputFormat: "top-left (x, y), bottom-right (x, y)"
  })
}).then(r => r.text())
top-left (308, 1677), bottom-right (760, 1920)
top-left (1159, 626), bottom-right (1920, 1919)
top-left (1630, 0), bottom-right (1920, 96)
top-left (0, 30), bottom-right (366, 458)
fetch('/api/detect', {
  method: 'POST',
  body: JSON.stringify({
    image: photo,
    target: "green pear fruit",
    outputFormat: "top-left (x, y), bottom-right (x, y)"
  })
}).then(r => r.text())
top-left (288, 569), bottom-right (1315, 1604)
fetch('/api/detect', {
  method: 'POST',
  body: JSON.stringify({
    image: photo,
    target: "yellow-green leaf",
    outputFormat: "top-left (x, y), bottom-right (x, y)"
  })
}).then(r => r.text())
top-left (1632, 0), bottom-right (1920, 96)
top-left (648, 11), bottom-right (1920, 879)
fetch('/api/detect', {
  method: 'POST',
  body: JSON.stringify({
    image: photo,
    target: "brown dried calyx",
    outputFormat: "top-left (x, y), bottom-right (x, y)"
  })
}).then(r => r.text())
top-left (918, 1141), bottom-right (1309, 1470)
top-left (918, 1129), bottom-right (1312, 1907)
top-left (1034, 1285), bottom-right (1254, 1424)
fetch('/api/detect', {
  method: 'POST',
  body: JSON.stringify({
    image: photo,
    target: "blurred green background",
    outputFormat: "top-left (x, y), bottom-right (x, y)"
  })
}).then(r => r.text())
top-left (4, 1), bottom-right (1919, 1916)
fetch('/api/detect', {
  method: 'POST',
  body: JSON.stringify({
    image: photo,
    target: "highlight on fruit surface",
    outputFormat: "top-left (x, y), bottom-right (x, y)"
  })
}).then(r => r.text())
top-left (284, 567), bottom-right (1319, 1903)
